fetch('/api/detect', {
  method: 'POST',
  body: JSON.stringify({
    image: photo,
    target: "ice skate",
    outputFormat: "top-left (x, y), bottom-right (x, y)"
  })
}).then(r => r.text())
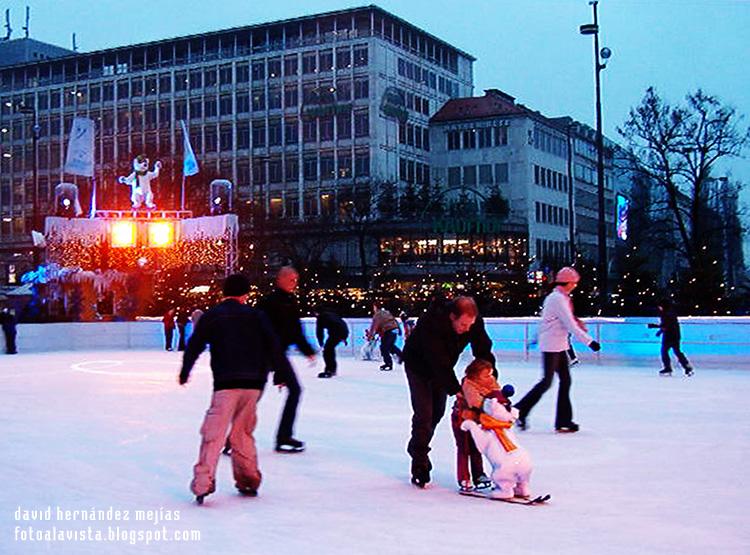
top-left (458, 480), bottom-right (474, 493)
top-left (276, 437), bottom-right (305, 453)
top-left (659, 368), bottom-right (673, 376)
top-left (474, 474), bottom-right (492, 490)
top-left (555, 422), bottom-right (579, 433)
top-left (684, 366), bottom-right (694, 377)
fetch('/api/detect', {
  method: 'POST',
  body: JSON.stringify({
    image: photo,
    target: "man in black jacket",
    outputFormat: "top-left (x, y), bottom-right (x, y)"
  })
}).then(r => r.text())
top-left (258, 266), bottom-right (317, 452)
top-left (314, 307), bottom-right (349, 378)
top-left (0, 307), bottom-right (17, 354)
top-left (402, 296), bottom-right (496, 488)
top-left (650, 299), bottom-right (694, 376)
top-left (179, 274), bottom-right (293, 504)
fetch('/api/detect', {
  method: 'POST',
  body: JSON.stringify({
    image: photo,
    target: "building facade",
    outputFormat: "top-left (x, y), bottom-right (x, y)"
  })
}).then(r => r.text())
top-left (0, 6), bottom-right (474, 282)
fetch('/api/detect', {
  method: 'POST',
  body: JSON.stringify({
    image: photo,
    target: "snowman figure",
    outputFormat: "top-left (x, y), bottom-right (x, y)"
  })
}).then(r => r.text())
top-left (118, 154), bottom-right (161, 209)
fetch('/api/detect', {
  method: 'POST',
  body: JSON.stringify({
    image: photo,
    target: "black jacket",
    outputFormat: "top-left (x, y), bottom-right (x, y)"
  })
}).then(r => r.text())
top-left (658, 308), bottom-right (681, 342)
top-left (257, 288), bottom-right (316, 356)
top-left (180, 299), bottom-right (293, 391)
top-left (402, 300), bottom-right (495, 396)
top-left (316, 311), bottom-right (349, 345)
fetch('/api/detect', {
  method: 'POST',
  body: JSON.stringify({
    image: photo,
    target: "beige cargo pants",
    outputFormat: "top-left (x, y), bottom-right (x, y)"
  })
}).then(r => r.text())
top-left (191, 389), bottom-right (263, 496)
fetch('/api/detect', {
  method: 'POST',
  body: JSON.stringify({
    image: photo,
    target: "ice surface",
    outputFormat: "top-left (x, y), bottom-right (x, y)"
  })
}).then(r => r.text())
top-left (2, 350), bottom-right (748, 554)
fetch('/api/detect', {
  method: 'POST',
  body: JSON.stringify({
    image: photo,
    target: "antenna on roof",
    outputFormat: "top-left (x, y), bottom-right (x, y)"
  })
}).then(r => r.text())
top-left (72, 32), bottom-right (78, 51)
top-left (3, 9), bottom-right (11, 41)
top-left (23, 6), bottom-right (29, 38)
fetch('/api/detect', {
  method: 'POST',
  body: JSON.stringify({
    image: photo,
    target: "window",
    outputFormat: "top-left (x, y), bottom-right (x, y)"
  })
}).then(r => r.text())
top-left (479, 164), bottom-right (493, 184)
top-left (495, 163), bottom-right (509, 183)
top-left (448, 166), bottom-right (460, 187)
top-left (284, 84), bottom-right (298, 108)
top-left (204, 126), bottom-right (217, 152)
top-left (338, 150), bottom-right (352, 178)
top-left (284, 55), bottom-right (298, 76)
top-left (236, 91), bottom-right (249, 113)
top-left (354, 149), bottom-right (369, 177)
top-left (354, 109), bottom-right (369, 137)
top-left (219, 95), bottom-right (232, 116)
top-left (268, 119), bottom-right (282, 146)
top-left (463, 165), bottom-right (476, 186)
top-left (336, 80), bottom-right (351, 101)
top-left (252, 89), bottom-right (265, 111)
top-left (478, 127), bottom-right (492, 148)
top-left (268, 87), bottom-right (281, 110)
top-left (175, 71), bottom-right (188, 92)
top-left (189, 70), bottom-right (202, 90)
top-left (303, 118), bottom-right (317, 143)
top-left (319, 116), bottom-right (334, 141)
top-left (462, 129), bottom-right (476, 149)
top-left (220, 125), bottom-right (233, 151)
top-left (284, 119), bottom-right (298, 144)
top-left (353, 77), bottom-right (369, 99)
top-left (447, 130), bottom-right (460, 150)
top-left (252, 162), bottom-right (265, 184)
top-left (319, 49), bottom-right (333, 72)
top-left (320, 152), bottom-right (334, 180)
top-left (336, 47), bottom-right (351, 69)
top-left (302, 52), bottom-right (317, 74)
top-left (236, 63), bottom-right (250, 83)
top-left (252, 61), bottom-right (265, 81)
top-left (303, 155), bottom-right (317, 180)
top-left (204, 67), bottom-right (217, 87)
top-left (204, 97), bottom-right (217, 118)
top-left (159, 74), bottom-right (171, 94)
top-left (267, 58), bottom-right (281, 79)
top-left (337, 112), bottom-right (351, 139)
top-left (219, 65), bottom-right (233, 85)
top-left (117, 80), bottom-right (129, 99)
top-left (237, 122), bottom-right (250, 149)
top-left (285, 156), bottom-right (299, 182)
top-left (268, 159), bottom-right (282, 182)
top-left (252, 120), bottom-right (265, 147)
top-left (353, 45), bottom-right (368, 67)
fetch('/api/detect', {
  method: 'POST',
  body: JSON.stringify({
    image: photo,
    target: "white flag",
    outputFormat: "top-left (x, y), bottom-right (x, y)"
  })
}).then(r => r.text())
top-left (64, 117), bottom-right (95, 177)
top-left (180, 120), bottom-right (199, 177)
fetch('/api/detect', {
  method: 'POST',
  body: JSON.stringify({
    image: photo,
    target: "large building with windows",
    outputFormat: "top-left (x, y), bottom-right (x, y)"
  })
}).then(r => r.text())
top-left (0, 6), bottom-right (474, 282)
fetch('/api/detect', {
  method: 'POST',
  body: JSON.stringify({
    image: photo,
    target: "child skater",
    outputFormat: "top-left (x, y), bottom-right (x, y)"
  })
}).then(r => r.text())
top-left (451, 358), bottom-right (505, 492)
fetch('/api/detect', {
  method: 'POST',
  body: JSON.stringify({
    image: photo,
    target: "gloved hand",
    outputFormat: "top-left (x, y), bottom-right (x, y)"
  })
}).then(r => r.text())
top-left (178, 372), bottom-right (189, 385)
top-left (589, 340), bottom-right (601, 352)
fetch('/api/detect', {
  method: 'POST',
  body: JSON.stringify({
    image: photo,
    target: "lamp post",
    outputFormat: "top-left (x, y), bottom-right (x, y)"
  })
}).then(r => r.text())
top-left (580, 0), bottom-right (611, 314)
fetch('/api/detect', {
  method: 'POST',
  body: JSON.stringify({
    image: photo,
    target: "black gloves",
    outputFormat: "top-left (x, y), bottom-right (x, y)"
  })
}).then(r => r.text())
top-left (589, 340), bottom-right (601, 352)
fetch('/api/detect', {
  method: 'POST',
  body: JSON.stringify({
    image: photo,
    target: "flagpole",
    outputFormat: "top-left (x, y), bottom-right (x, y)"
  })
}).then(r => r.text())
top-left (181, 174), bottom-right (186, 212)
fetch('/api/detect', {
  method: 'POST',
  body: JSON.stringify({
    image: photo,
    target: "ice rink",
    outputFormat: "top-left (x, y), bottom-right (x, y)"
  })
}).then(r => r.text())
top-left (2, 350), bottom-right (748, 555)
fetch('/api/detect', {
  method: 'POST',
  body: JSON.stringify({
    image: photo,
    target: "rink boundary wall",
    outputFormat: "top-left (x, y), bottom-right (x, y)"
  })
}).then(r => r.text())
top-left (11, 317), bottom-right (750, 368)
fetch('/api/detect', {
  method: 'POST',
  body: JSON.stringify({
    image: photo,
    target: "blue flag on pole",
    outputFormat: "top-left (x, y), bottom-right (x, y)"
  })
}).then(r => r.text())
top-left (180, 120), bottom-right (199, 176)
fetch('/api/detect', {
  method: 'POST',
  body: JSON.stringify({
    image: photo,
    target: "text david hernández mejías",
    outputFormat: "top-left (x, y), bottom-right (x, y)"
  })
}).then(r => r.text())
top-left (13, 505), bottom-right (201, 545)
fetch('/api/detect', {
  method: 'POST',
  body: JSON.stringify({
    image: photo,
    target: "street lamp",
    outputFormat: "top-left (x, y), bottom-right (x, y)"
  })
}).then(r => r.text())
top-left (580, 0), bottom-right (611, 313)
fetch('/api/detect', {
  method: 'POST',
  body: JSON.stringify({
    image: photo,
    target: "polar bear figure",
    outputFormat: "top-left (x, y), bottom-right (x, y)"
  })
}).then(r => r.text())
top-left (461, 397), bottom-right (532, 499)
top-left (118, 154), bottom-right (161, 209)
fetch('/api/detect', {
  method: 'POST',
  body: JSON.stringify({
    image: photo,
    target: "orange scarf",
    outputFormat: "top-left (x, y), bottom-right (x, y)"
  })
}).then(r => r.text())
top-left (479, 413), bottom-right (517, 452)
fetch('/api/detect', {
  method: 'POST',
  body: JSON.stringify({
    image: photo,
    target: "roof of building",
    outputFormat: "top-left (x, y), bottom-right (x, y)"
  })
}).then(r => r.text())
top-left (0, 37), bottom-right (74, 68)
top-left (0, 5), bottom-right (475, 72)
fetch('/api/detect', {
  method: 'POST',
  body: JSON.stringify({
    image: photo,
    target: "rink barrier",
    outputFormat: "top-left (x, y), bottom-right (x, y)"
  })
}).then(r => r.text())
top-left (10, 317), bottom-right (750, 368)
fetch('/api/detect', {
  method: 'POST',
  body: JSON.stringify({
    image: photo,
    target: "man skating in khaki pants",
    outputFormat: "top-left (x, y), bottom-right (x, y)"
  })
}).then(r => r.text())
top-left (179, 274), bottom-right (293, 504)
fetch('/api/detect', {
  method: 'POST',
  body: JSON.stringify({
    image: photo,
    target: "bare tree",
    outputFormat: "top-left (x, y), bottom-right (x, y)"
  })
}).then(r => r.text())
top-left (618, 88), bottom-right (748, 276)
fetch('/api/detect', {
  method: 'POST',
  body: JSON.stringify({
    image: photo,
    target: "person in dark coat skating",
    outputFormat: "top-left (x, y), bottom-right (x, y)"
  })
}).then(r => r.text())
top-left (402, 295), bottom-right (496, 488)
top-left (258, 266), bottom-right (317, 452)
top-left (314, 307), bottom-right (349, 378)
top-left (0, 307), bottom-right (18, 354)
top-left (649, 299), bottom-right (694, 376)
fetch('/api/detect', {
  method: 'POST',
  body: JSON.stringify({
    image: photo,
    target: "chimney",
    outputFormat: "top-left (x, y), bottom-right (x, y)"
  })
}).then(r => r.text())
top-left (484, 89), bottom-right (515, 104)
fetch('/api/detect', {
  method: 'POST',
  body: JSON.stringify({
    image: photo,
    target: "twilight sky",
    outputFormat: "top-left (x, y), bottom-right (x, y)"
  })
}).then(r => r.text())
top-left (4, 1), bottom-right (750, 214)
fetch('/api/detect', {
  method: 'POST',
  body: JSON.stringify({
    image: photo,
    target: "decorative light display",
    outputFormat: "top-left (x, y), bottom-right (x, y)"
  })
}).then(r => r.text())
top-left (147, 221), bottom-right (175, 248)
top-left (111, 221), bottom-right (137, 248)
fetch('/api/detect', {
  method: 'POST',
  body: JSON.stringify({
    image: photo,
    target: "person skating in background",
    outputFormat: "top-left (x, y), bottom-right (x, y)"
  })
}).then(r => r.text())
top-left (162, 308), bottom-right (176, 351)
top-left (176, 310), bottom-right (190, 351)
top-left (400, 311), bottom-right (416, 341)
top-left (0, 307), bottom-right (17, 354)
top-left (649, 299), bottom-right (694, 377)
top-left (258, 266), bottom-right (317, 453)
top-left (179, 274), bottom-right (294, 504)
top-left (314, 307), bottom-right (349, 378)
top-left (515, 267), bottom-right (601, 433)
top-left (367, 302), bottom-right (402, 371)
top-left (451, 358), bottom-right (500, 493)
top-left (402, 295), bottom-right (496, 488)
top-left (189, 308), bottom-right (204, 341)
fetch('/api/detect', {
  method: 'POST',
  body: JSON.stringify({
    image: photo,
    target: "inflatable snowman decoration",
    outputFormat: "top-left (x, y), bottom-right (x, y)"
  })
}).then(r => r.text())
top-left (461, 393), bottom-right (533, 499)
top-left (118, 154), bottom-right (161, 209)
